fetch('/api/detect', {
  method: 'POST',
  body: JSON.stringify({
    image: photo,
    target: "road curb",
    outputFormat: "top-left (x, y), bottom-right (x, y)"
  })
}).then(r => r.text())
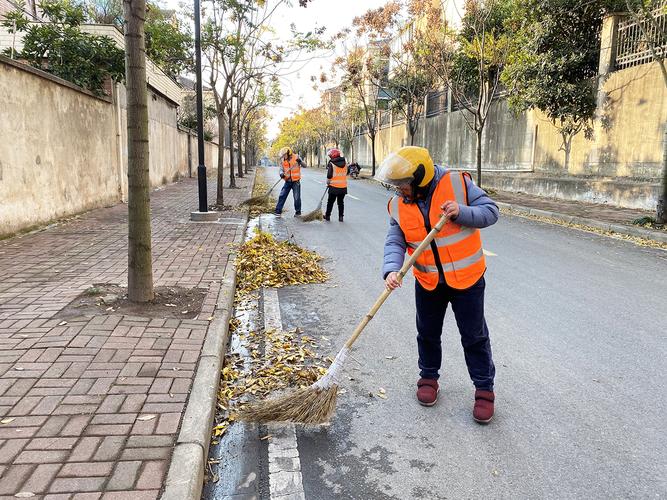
top-left (497, 201), bottom-right (667, 244)
top-left (162, 209), bottom-right (252, 499)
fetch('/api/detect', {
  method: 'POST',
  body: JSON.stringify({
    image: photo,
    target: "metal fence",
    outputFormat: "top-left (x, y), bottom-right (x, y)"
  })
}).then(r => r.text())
top-left (615, 2), bottom-right (667, 70)
top-left (379, 109), bottom-right (391, 128)
top-left (426, 90), bottom-right (447, 117)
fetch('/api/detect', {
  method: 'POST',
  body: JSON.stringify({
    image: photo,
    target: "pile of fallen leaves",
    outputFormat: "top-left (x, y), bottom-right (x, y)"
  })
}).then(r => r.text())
top-left (211, 328), bottom-right (332, 443)
top-left (235, 231), bottom-right (329, 294)
top-left (248, 170), bottom-right (278, 216)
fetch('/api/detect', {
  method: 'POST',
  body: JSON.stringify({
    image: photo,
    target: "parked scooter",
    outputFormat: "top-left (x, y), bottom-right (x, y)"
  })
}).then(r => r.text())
top-left (348, 162), bottom-right (360, 179)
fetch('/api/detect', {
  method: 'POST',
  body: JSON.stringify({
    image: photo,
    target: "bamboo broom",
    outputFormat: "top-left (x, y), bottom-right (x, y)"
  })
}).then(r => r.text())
top-left (300, 187), bottom-right (329, 222)
top-left (238, 213), bottom-right (450, 424)
top-left (240, 178), bottom-right (281, 206)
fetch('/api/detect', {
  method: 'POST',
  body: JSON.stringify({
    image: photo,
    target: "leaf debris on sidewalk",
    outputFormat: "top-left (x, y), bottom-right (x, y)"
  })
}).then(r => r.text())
top-left (501, 208), bottom-right (667, 250)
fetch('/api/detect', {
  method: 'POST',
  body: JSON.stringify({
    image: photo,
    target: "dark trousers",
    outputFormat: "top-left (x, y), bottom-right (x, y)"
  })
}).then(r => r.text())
top-left (415, 277), bottom-right (495, 391)
top-left (275, 180), bottom-right (301, 214)
top-left (325, 192), bottom-right (345, 218)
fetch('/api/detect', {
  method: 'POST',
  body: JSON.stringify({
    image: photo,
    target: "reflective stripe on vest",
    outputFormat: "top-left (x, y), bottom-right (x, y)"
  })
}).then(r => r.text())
top-left (413, 247), bottom-right (484, 274)
top-left (330, 164), bottom-right (347, 188)
top-left (387, 171), bottom-right (486, 290)
top-left (282, 157), bottom-right (301, 181)
top-left (406, 226), bottom-right (477, 249)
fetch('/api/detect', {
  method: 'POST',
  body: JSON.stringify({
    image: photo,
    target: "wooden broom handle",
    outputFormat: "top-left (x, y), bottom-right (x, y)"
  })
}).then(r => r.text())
top-left (344, 213), bottom-right (448, 349)
top-left (269, 178), bottom-right (282, 192)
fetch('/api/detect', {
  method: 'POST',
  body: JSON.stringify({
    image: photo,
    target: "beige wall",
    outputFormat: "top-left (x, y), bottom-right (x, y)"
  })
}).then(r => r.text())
top-left (0, 58), bottom-right (120, 236)
top-left (352, 61), bottom-right (665, 209)
top-left (0, 57), bottom-right (222, 237)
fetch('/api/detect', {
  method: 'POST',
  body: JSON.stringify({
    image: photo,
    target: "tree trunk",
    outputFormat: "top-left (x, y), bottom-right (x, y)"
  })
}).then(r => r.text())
top-left (562, 131), bottom-right (573, 173)
top-left (123, 0), bottom-right (153, 303)
top-left (216, 112), bottom-right (225, 205)
top-left (236, 137), bottom-right (243, 178)
top-left (227, 108), bottom-right (236, 188)
top-left (370, 132), bottom-right (377, 176)
top-left (236, 119), bottom-right (243, 178)
top-left (244, 123), bottom-right (250, 173)
top-left (659, 124), bottom-right (667, 223)
top-left (475, 128), bottom-right (482, 187)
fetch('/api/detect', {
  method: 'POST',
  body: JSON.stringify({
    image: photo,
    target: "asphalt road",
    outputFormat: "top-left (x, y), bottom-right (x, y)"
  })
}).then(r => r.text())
top-left (210, 165), bottom-right (667, 500)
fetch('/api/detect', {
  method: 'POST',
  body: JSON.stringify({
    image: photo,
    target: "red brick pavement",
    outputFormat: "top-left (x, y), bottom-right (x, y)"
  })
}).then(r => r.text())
top-left (0, 173), bottom-right (254, 499)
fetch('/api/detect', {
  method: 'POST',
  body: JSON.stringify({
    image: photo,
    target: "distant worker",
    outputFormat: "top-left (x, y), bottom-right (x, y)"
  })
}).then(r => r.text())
top-left (274, 147), bottom-right (304, 217)
top-left (378, 146), bottom-right (499, 424)
top-left (325, 148), bottom-right (347, 222)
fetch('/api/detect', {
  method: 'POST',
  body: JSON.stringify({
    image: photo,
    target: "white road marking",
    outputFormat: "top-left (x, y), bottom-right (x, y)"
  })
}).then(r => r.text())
top-left (263, 288), bottom-right (306, 500)
top-left (483, 249), bottom-right (497, 257)
top-left (347, 194), bottom-right (361, 201)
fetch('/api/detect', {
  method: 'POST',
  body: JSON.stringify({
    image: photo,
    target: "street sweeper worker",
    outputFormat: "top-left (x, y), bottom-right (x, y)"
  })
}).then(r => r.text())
top-left (377, 146), bottom-right (499, 424)
top-left (325, 148), bottom-right (347, 222)
top-left (274, 147), bottom-right (303, 216)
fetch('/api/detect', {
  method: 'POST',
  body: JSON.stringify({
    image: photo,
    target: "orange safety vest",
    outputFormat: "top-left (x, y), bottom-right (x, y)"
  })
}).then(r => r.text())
top-left (388, 171), bottom-right (486, 291)
top-left (329, 163), bottom-right (347, 188)
top-left (282, 156), bottom-right (301, 181)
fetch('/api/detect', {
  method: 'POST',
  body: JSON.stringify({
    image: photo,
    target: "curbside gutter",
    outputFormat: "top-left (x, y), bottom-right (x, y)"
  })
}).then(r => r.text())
top-left (161, 220), bottom-right (249, 499)
top-left (496, 202), bottom-right (667, 245)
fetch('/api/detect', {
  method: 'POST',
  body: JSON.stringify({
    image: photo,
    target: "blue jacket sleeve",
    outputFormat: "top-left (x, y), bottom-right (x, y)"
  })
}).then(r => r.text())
top-left (453, 176), bottom-right (499, 229)
top-left (382, 215), bottom-right (407, 279)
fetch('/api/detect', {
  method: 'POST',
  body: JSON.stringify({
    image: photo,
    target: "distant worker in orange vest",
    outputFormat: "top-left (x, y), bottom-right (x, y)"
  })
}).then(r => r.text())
top-left (377, 146), bottom-right (499, 424)
top-left (274, 147), bottom-right (304, 217)
top-left (324, 148), bottom-right (348, 222)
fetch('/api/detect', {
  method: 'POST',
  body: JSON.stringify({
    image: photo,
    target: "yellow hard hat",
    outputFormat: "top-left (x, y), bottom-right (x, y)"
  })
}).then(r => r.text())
top-left (375, 146), bottom-right (435, 188)
top-left (279, 147), bottom-right (292, 157)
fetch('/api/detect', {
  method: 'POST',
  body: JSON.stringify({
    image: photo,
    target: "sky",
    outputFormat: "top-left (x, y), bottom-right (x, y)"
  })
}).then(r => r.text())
top-left (260, 0), bottom-right (388, 139)
top-left (165, 0), bottom-right (388, 140)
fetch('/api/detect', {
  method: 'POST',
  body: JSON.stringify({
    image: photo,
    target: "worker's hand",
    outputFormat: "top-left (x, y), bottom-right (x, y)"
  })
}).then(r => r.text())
top-left (280, 172), bottom-right (285, 179)
top-left (385, 272), bottom-right (402, 291)
top-left (441, 200), bottom-right (460, 220)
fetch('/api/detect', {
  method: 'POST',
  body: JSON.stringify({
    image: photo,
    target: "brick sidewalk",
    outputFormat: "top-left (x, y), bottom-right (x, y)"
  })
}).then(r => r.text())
top-left (0, 172), bottom-right (254, 499)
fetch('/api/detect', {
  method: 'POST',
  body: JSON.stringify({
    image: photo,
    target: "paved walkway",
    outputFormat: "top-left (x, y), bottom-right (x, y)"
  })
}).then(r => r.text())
top-left (492, 190), bottom-right (660, 228)
top-left (0, 172), bottom-right (254, 499)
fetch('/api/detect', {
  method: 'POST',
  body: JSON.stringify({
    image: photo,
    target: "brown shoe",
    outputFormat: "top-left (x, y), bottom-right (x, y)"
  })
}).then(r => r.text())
top-left (473, 389), bottom-right (495, 424)
top-left (416, 378), bottom-right (439, 407)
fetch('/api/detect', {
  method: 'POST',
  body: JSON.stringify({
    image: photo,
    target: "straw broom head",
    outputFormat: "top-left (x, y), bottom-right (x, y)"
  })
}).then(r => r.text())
top-left (299, 207), bottom-right (323, 223)
top-left (238, 346), bottom-right (349, 424)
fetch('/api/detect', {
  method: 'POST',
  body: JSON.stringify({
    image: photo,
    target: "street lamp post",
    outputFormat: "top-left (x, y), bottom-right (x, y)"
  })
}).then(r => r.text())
top-left (190, 0), bottom-right (218, 221)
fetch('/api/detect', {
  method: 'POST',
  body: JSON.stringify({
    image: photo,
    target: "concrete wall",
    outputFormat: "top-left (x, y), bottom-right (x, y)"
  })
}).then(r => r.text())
top-left (0, 57), bottom-right (120, 236)
top-left (0, 56), bottom-right (221, 237)
top-left (352, 61), bottom-right (665, 210)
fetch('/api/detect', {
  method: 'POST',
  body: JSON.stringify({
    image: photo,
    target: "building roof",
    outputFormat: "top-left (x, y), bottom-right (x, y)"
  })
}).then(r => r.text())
top-left (177, 75), bottom-right (213, 92)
